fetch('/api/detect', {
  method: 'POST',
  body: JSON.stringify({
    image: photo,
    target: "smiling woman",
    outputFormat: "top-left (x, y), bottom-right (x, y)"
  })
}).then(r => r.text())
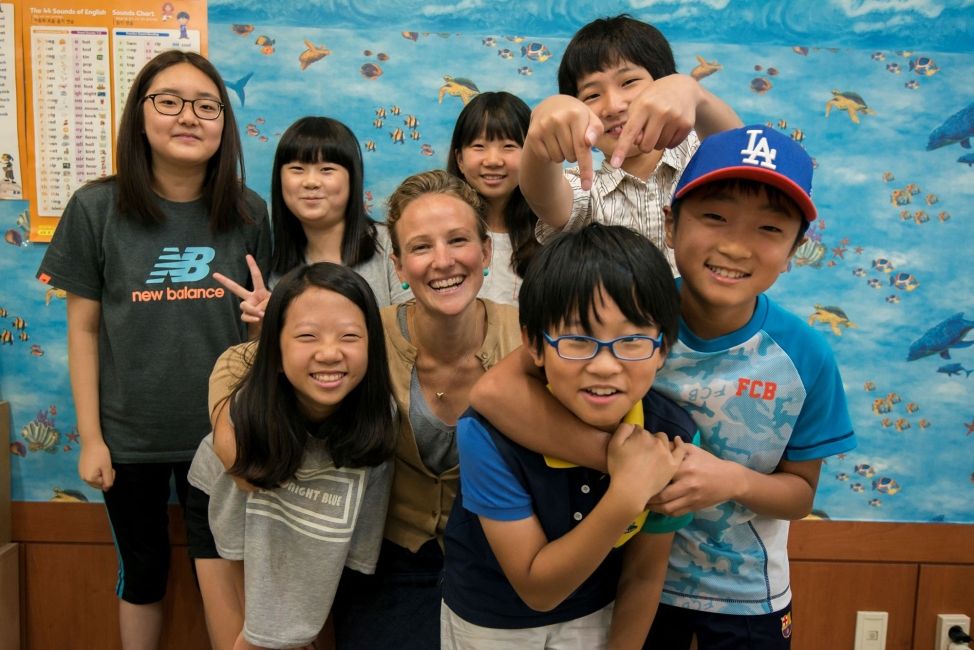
top-left (331, 170), bottom-right (522, 649)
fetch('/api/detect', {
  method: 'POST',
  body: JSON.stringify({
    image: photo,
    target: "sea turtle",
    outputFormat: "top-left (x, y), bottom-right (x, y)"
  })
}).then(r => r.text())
top-left (825, 89), bottom-right (875, 124)
top-left (438, 75), bottom-right (480, 106)
top-left (808, 304), bottom-right (858, 336)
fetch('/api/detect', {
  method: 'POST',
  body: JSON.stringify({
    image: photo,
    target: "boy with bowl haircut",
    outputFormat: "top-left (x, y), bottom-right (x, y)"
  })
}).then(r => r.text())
top-left (521, 14), bottom-right (742, 271)
top-left (471, 125), bottom-right (857, 648)
top-left (441, 224), bottom-right (695, 648)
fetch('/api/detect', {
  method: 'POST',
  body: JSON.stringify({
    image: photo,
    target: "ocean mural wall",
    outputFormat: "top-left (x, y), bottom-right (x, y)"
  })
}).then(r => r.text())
top-left (2, 0), bottom-right (972, 523)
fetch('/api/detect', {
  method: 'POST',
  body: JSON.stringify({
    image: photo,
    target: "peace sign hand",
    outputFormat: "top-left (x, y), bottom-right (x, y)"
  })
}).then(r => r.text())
top-left (213, 254), bottom-right (271, 325)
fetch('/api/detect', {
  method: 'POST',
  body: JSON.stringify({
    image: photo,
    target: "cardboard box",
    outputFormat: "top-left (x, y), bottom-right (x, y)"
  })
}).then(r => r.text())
top-left (0, 401), bottom-right (9, 544)
top-left (0, 543), bottom-right (19, 650)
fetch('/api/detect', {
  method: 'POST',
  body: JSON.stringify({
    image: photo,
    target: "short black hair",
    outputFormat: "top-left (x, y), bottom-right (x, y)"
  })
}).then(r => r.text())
top-left (229, 263), bottom-right (395, 487)
top-left (670, 178), bottom-right (811, 244)
top-left (558, 14), bottom-right (677, 97)
top-left (519, 224), bottom-right (679, 356)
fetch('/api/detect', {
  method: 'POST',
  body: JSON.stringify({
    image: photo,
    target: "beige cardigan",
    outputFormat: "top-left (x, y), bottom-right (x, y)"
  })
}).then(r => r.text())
top-left (381, 299), bottom-right (521, 551)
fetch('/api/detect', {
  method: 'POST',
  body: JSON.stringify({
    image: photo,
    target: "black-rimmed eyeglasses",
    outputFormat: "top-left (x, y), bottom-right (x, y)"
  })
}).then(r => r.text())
top-left (542, 332), bottom-right (664, 361)
top-left (144, 93), bottom-right (224, 120)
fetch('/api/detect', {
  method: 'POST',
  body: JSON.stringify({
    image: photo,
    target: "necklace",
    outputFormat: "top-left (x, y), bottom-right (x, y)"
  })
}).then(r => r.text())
top-left (408, 303), bottom-right (485, 402)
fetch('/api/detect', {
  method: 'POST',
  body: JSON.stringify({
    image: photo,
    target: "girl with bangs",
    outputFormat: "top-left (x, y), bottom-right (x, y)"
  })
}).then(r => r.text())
top-left (448, 91), bottom-right (539, 305)
top-left (215, 116), bottom-right (409, 326)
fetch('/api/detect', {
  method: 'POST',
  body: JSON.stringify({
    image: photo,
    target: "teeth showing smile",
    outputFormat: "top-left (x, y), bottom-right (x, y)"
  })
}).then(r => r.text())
top-left (707, 264), bottom-right (749, 280)
top-left (430, 276), bottom-right (464, 290)
top-left (586, 387), bottom-right (618, 396)
top-left (311, 372), bottom-right (344, 383)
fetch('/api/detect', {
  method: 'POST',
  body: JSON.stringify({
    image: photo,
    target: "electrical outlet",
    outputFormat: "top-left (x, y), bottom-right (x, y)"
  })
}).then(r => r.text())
top-left (855, 611), bottom-right (888, 650)
top-left (936, 614), bottom-right (971, 650)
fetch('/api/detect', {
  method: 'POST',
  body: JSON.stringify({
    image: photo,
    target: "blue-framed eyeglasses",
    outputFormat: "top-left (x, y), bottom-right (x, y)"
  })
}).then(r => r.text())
top-left (144, 93), bottom-right (224, 120)
top-left (542, 332), bottom-right (663, 361)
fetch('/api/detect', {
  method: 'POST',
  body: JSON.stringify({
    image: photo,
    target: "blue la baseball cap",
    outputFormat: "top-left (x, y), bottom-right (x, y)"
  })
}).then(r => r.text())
top-left (673, 125), bottom-right (817, 222)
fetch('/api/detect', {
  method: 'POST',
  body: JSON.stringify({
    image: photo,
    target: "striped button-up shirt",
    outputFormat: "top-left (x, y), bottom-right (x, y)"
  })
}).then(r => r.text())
top-left (536, 131), bottom-right (699, 274)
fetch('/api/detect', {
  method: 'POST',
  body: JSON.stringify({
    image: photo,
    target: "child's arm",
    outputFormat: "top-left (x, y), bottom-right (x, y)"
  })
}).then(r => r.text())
top-left (481, 426), bottom-right (683, 612)
top-left (520, 95), bottom-right (605, 224)
top-left (608, 532), bottom-right (673, 649)
top-left (611, 74), bottom-right (742, 168)
top-left (469, 345), bottom-right (611, 471)
top-left (67, 293), bottom-right (115, 491)
top-left (213, 254), bottom-right (271, 336)
top-left (649, 449), bottom-right (822, 520)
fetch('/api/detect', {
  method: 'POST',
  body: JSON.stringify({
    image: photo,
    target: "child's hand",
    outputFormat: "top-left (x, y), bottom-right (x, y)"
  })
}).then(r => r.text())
top-left (78, 440), bottom-right (115, 491)
top-left (607, 425), bottom-right (685, 512)
top-left (609, 74), bottom-right (700, 168)
top-left (214, 254), bottom-right (271, 325)
top-left (648, 444), bottom-right (741, 517)
top-left (525, 95), bottom-right (605, 191)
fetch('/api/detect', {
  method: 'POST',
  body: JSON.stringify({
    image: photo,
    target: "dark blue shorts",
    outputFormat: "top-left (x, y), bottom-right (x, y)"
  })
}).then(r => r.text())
top-left (102, 461), bottom-right (190, 605)
top-left (645, 602), bottom-right (793, 650)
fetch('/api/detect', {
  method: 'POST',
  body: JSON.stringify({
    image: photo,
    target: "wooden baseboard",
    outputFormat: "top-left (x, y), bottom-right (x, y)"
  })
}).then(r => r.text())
top-left (13, 502), bottom-right (974, 564)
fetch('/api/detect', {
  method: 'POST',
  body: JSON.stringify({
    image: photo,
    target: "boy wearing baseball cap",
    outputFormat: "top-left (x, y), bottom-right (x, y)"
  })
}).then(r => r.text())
top-left (470, 124), bottom-right (857, 648)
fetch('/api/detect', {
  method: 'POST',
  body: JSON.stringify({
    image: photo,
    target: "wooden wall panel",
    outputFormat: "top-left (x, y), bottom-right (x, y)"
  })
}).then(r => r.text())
top-left (913, 565), bottom-right (974, 650)
top-left (10, 504), bottom-right (974, 648)
top-left (790, 561), bottom-right (918, 650)
top-left (21, 542), bottom-right (208, 650)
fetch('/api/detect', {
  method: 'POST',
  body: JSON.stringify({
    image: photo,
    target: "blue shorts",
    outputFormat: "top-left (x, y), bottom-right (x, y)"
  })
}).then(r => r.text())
top-left (102, 461), bottom-right (190, 605)
top-left (645, 602), bottom-right (793, 650)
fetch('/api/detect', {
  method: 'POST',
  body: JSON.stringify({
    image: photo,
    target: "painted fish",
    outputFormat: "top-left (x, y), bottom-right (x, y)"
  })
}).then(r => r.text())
top-left (404, 115), bottom-right (418, 129)
top-left (926, 102), bottom-right (974, 150)
top-left (51, 488), bottom-right (88, 503)
top-left (907, 313), bottom-right (974, 360)
top-left (225, 71), bottom-right (253, 108)
top-left (937, 363), bottom-right (972, 377)
top-left (390, 128), bottom-right (404, 144)
top-left (299, 40), bottom-right (331, 71)
top-left (361, 63), bottom-right (383, 80)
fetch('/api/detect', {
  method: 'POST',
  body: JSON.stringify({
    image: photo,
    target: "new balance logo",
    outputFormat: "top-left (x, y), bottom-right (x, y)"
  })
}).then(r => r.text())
top-left (146, 247), bottom-right (215, 284)
top-left (740, 129), bottom-right (777, 170)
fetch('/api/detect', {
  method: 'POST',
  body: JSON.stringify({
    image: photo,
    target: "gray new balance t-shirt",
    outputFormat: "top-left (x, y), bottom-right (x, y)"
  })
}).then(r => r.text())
top-left (37, 180), bottom-right (271, 462)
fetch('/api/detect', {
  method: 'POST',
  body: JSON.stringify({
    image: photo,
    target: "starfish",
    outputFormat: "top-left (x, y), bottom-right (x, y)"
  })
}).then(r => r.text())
top-left (831, 246), bottom-right (847, 259)
top-left (965, 421), bottom-right (974, 436)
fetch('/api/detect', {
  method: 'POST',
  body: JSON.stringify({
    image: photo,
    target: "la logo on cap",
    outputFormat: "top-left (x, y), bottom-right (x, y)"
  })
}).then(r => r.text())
top-left (740, 129), bottom-right (777, 170)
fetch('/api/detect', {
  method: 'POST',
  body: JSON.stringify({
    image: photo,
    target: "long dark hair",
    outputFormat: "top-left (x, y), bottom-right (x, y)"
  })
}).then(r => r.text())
top-left (228, 263), bottom-right (395, 487)
top-left (270, 117), bottom-right (378, 278)
top-left (447, 92), bottom-right (539, 278)
top-left (106, 50), bottom-right (249, 233)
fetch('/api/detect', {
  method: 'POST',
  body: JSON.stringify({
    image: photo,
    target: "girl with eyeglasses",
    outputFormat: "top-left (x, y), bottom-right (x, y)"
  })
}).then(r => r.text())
top-left (36, 50), bottom-right (270, 649)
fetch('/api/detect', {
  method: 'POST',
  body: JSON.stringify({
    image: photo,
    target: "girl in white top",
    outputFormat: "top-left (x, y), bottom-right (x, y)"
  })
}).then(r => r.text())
top-left (216, 116), bottom-right (409, 322)
top-left (447, 92), bottom-right (539, 306)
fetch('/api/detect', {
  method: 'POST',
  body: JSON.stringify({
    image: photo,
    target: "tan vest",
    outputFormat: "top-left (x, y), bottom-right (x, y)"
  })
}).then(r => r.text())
top-left (381, 299), bottom-right (521, 551)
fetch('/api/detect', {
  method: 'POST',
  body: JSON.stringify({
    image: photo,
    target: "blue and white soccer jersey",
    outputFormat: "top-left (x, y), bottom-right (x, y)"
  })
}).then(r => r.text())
top-left (653, 293), bottom-right (856, 615)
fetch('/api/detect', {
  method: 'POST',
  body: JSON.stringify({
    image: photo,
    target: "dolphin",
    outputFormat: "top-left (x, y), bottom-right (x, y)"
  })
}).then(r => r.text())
top-left (926, 102), bottom-right (974, 151)
top-left (224, 71), bottom-right (254, 108)
top-left (959, 152), bottom-right (974, 167)
top-left (908, 313), bottom-right (974, 360)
